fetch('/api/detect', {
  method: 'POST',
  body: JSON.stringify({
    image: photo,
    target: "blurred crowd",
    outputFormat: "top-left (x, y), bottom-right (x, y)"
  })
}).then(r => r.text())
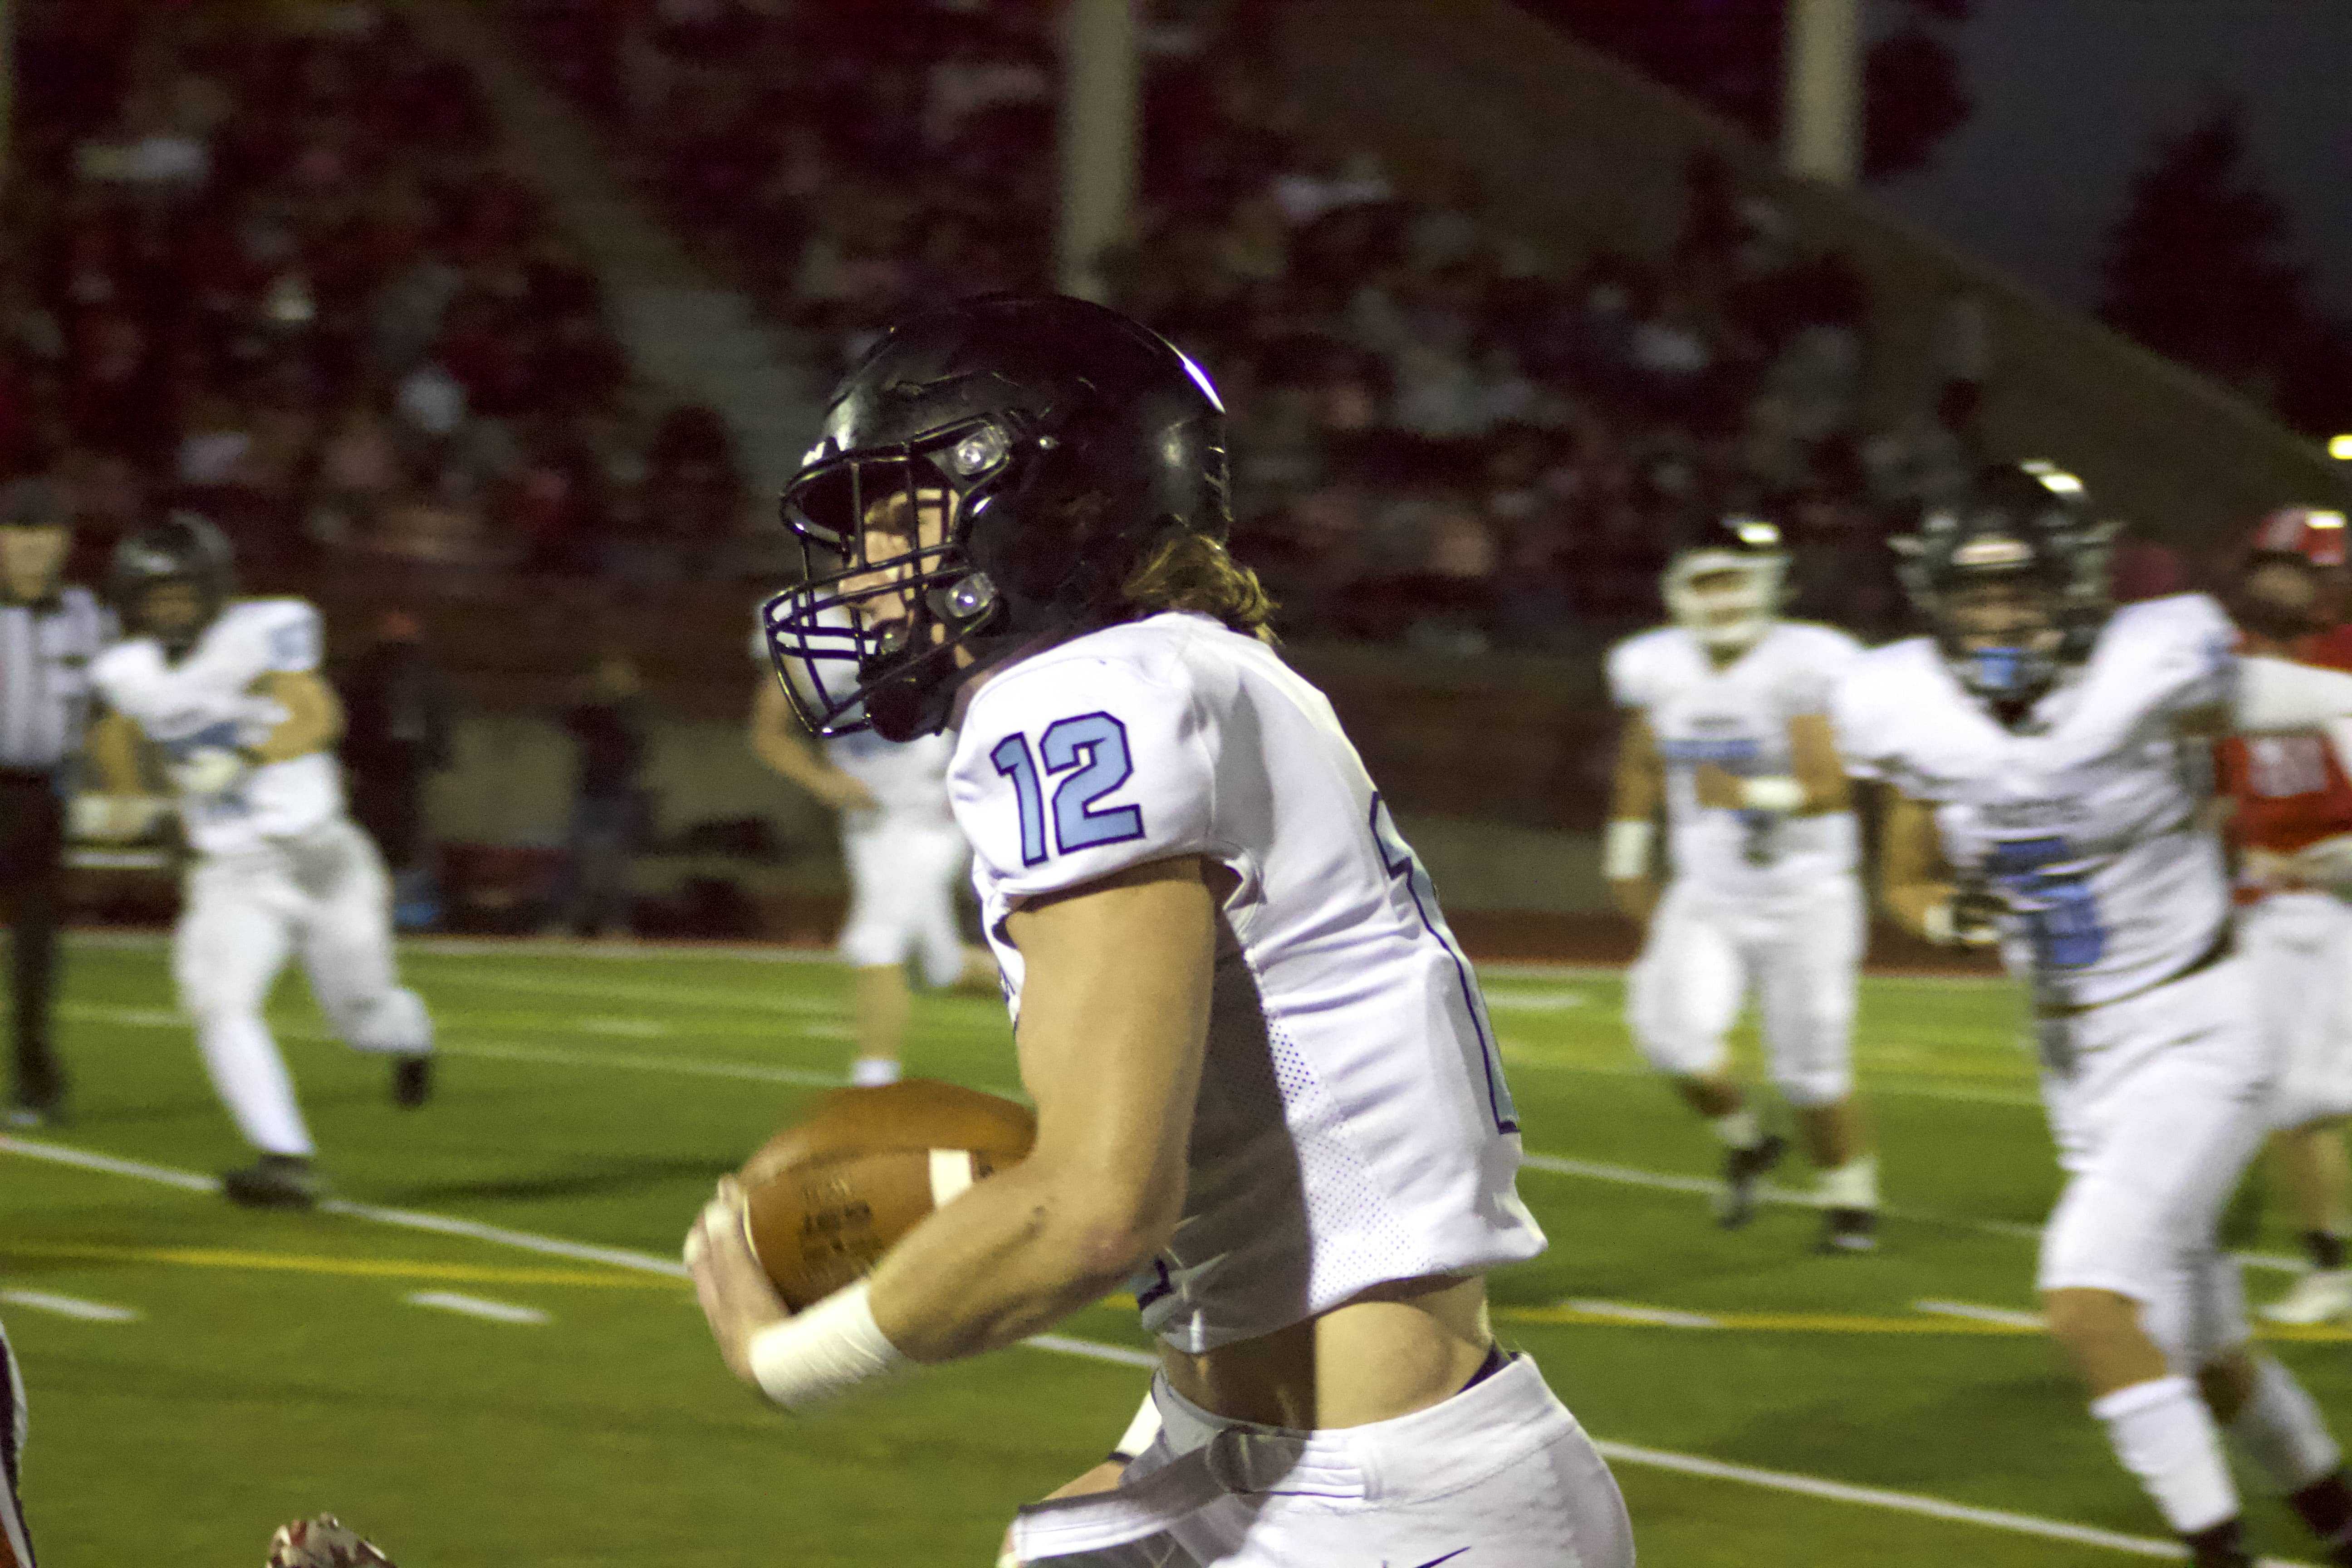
top-left (3, 0), bottom-right (769, 597)
top-left (519, 0), bottom-right (1996, 652)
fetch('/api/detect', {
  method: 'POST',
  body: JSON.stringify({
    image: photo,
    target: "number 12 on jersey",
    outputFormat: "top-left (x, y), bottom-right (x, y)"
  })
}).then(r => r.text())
top-left (990, 713), bottom-right (1147, 866)
top-left (1371, 794), bottom-right (1519, 1134)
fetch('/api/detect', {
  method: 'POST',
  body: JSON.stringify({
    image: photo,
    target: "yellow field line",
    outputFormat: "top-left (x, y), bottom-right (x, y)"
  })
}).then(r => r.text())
top-left (0, 1240), bottom-right (683, 1291)
top-left (1498, 1305), bottom-right (2352, 1343)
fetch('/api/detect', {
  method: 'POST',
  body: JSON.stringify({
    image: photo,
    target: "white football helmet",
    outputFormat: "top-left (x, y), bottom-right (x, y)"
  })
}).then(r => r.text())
top-left (1664, 513), bottom-right (1788, 655)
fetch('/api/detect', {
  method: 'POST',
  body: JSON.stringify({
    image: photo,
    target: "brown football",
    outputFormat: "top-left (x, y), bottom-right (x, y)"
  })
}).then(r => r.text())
top-left (738, 1077), bottom-right (1036, 1310)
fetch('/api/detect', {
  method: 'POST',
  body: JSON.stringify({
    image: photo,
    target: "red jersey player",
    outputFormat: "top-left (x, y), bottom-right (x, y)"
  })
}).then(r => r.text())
top-left (2215, 507), bottom-right (2352, 1323)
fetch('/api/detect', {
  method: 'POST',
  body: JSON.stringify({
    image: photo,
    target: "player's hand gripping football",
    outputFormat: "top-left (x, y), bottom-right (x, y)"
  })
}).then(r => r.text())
top-left (683, 1175), bottom-right (789, 1385)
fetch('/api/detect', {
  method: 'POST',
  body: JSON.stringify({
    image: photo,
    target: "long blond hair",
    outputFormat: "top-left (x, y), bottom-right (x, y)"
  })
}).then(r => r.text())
top-left (1121, 531), bottom-right (1278, 641)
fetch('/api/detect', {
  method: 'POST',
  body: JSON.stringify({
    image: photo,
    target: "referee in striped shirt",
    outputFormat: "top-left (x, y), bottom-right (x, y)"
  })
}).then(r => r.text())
top-left (0, 479), bottom-right (110, 1127)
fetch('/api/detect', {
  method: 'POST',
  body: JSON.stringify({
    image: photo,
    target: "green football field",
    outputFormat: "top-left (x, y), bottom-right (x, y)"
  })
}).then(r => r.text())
top-left (5, 935), bottom-right (2348, 1567)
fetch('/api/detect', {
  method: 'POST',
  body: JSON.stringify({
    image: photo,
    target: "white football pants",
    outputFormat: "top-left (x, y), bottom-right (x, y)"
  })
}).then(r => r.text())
top-left (1627, 873), bottom-right (1863, 1107)
top-left (1010, 1354), bottom-right (1635, 1567)
top-left (837, 809), bottom-right (970, 987)
top-left (173, 818), bottom-right (433, 1158)
top-left (2037, 959), bottom-right (2268, 1371)
top-left (2244, 892), bottom-right (2352, 1129)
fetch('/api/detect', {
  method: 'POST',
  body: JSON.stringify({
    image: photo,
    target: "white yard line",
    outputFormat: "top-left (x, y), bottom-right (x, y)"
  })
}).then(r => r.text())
top-left (0, 1288), bottom-right (140, 1323)
top-left (0, 1131), bottom-right (2308, 1563)
top-left (1591, 1440), bottom-right (2313, 1564)
top-left (404, 1291), bottom-right (551, 1325)
top-left (1916, 1299), bottom-right (2045, 1330)
top-left (1563, 1299), bottom-right (1722, 1328)
top-left (434, 1040), bottom-right (844, 1092)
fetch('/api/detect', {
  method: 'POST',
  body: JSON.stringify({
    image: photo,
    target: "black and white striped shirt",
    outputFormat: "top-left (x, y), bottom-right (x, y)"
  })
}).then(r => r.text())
top-left (0, 585), bottom-right (113, 772)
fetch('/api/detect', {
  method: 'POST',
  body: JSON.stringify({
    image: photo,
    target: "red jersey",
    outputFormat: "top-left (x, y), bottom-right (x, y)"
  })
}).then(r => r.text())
top-left (2217, 627), bottom-right (2352, 897)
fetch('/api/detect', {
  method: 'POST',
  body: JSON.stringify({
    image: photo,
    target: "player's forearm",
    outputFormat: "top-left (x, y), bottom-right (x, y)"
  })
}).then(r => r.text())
top-left (254, 673), bottom-right (342, 762)
top-left (1882, 877), bottom-right (1957, 941)
top-left (866, 1158), bottom-right (1171, 1363)
top-left (86, 712), bottom-right (144, 793)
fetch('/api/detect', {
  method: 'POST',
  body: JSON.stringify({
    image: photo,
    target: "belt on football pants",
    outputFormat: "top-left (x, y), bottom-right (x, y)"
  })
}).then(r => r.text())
top-left (2033, 924), bottom-right (2236, 1020)
top-left (1009, 1347), bottom-right (1517, 1562)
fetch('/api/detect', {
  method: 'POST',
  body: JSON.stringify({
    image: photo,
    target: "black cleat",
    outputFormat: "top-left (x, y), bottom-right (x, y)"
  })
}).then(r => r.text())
top-left (1818, 1206), bottom-right (1879, 1254)
top-left (4, 1098), bottom-right (64, 1130)
top-left (222, 1154), bottom-right (325, 1209)
top-left (391, 1054), bottom-right (433, 1109)
top-left (1715, 1133), bottom-right (1788, 1229)
top-left (2183, 1516), bottom-right (2254, 1568)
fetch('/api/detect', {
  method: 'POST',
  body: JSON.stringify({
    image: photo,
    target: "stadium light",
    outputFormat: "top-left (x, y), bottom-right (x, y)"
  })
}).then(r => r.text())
top-left (2312, 510), bottom-right (2347, 529)
top-left (2330, 434), bottom-right (2352, 461)
top-left (2021, 459), bottom-right (2085, 495)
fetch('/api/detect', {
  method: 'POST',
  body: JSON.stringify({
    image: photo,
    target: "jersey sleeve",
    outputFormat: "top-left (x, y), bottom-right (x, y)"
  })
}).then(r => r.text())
top-left (949, 654), bottom-right (1221, 905)
top-left (1604, 637), bottom-right (1651, 710)
top-left (1828, 657), bottom-right (1891, 781)
top-left (2130, 594), bottom-right (2237, 720)
top-left (1780, 627), bottom-right (1865, 715)
top-left (243, 601), bottom-right (324, 676)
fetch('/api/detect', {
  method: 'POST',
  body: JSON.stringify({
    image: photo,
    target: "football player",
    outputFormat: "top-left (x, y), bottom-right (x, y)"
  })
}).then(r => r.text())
top-left (2213, 507), bottom-right (2352, 1324)
top-left (83, 514), bottom-right (435, 1207)
top-left (1604, 511), bottom-right (1879, 1251)
top-left (747, 632), bottom-right (995, 1087)
top-left (1838, 464), bottom-right (2352, 1568)
top-left (685, 295), bottom-right (1633, 1565)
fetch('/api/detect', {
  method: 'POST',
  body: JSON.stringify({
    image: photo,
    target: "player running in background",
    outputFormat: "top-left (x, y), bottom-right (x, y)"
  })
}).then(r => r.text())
top-left (686, 295), bottom-right (1632, 1566)
top-left (1840, 463), bottom-right (2352, 1568)
top-left (747, 632), bottom-right (994, 1086)
top-left (2213, 507), bottom-right (2352, 1324)
top-left (1605, 511), bottom-right (1879, 1251)
top-left (82, 514), bottom-right (434, 1207)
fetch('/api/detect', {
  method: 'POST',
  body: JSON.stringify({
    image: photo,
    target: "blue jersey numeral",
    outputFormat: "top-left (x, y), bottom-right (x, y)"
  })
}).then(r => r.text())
top-left (992, 714), bottom-right (1148, 862)
top-left (1985, 836), bottom-right (2106, 970)
top-left (1370, 793), bottom-right (1519, 1133)
top-left (990, 734), bottom-right (1048, 867)
top-left (1040, 712), bottom-right (1144, 853)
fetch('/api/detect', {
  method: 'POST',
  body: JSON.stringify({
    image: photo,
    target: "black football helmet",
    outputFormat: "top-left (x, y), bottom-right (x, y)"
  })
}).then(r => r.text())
top-left (1662, 510), bottom-right (1788, 655)
top-left (1894, 461), bottom-right (2115, 712)
top-left (110, 510), bottom-right (237, 657)
top-left (760, 293), bottom-right (1230, 740)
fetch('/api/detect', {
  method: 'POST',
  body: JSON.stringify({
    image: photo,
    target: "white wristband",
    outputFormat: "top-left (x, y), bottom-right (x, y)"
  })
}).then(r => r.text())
top-left (1737, 775), bottom-right (1807, 813)
top-left (747, 1281), bottom-right (911, 1411)
top-left (1603, 818), bottom-right (1654, 881)
top-left (1921, 901), bottom-right (1957, 946)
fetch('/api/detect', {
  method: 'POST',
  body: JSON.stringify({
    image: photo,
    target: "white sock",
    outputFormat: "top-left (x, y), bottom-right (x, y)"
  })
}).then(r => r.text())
top-left (195, 1013), bottom-right (315, 1157)
top-left (849, 1057), bottom-right (903, 1088)
top-left (2228, 1355), bottom-right (2343, 1494)
top-left (2092, 1375), bottom-right (2239, 1534)
top-left (1818, 1154), bottom-right (1879, 1210)
top-left (1709, 1107), bottom-right (1762, 1150)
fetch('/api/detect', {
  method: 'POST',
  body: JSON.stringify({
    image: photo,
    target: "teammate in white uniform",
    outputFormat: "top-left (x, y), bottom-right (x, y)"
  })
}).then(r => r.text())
top-left (84, 515), bottom-right (433, 1208)
top-left (684, 295), bottom-right (1632, 1566)
top-left (1606, 512), bottom-right (1879, 1250)
top-left (747, 624), bottom-right (992, 1085)
top-left (1836, 463), bottom-right (2352, 1568)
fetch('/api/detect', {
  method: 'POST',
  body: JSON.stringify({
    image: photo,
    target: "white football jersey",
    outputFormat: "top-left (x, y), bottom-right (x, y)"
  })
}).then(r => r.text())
top-left (1834, 594), bottom-right (2237, 1014)
top-left (93, 598), bottom-right (343, 857)
top-left (1607, 620), bottom-right (1863, 895)
top-left (947, 612), bottom-right (1545, 1353)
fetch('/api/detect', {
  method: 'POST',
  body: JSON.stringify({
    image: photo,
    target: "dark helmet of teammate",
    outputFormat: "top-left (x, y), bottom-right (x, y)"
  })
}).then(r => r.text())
top-left (109, 510), bottom-right (238, 656)
top-left (1661, 509), bottom-right (1789, 655)
top-left (1895, 461), bottom-right (2115, 710)
top-left (760, 292), bottom-right (1230, 740)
